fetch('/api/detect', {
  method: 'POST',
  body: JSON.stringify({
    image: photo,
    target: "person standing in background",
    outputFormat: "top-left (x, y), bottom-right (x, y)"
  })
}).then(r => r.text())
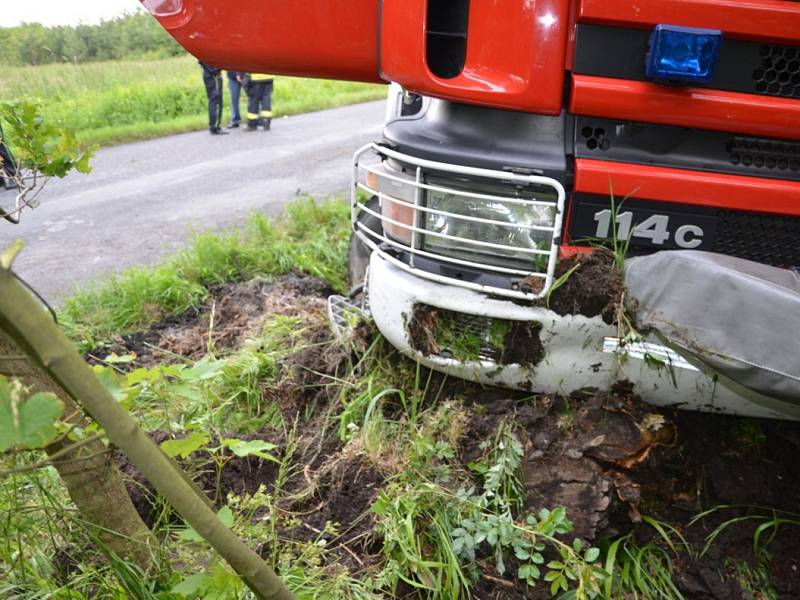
top-left (0, 122), bottom-right (18, 190)
top-left (244, 73), bottom-right (274, 131)
top-left (226, 71), bottom-right (244, 128)
top-left (200, 61), bottom-right (227, 135)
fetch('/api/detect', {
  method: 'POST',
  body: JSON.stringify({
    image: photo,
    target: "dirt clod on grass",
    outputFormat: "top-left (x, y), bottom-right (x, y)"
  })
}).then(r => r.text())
top-left (99, 274), bottom-right (332, 367)
top-left (282, 450), bottom-right (385, 568)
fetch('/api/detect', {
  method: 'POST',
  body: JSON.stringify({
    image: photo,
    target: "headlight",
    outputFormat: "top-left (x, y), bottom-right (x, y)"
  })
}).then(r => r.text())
top-left (358, 161), bottom-right (416, 244)
top-left (422, 176), bottom-right (556, 270)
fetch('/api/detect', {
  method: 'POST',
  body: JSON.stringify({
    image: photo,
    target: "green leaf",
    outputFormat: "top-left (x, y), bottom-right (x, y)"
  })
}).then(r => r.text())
top-left (0, 379), bottom-right (64, 451)
top-left (217, 505), bottom-right (234, 528)
top-left (181, 356), bottom-right (226, 381)
top-left (515, 547), bottom-right (530, 561)
top-left (584, 547), bottom-right (600, 563)
top-left (93, 366), bottom-right (128, 402)
top-left (178, 506), bottom-right (233, 543)
top-left (161, 431), bottom-right (209, 458)
top-left (221, 438), bottom-right (280, 462)
top-left (467, 461), bottom-right (488, 474)
top-left (171, 572), bottom-right (207, 596)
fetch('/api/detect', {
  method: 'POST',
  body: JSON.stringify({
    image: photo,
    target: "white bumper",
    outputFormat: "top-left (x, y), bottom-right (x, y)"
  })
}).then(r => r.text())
top-left (367, 253), bottom-right (800, 420)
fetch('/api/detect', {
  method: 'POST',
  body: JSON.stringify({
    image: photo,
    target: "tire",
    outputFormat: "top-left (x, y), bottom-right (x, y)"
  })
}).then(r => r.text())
top-left (348, 196), bottom-right (382, 291)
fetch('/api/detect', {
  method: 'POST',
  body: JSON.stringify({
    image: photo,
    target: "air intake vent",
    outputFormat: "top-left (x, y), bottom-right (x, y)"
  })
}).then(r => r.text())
top-left (726, 136), bottom-right (800, 172)
top-left (752, 45), bottom-right (800, 98)
top-left (426, 0), bottom-right (470, 79)
top-left (713, 210), bottom-right (800, 268)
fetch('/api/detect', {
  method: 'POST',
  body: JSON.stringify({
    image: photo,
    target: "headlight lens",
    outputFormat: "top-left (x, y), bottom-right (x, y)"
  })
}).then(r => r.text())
top-left (423, 176), bottom-right (555, 270)
top-left (358, 161), bottom-right (416, 244)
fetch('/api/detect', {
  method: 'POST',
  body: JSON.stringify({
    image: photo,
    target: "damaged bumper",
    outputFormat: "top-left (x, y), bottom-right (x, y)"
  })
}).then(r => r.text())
top-left (365, 252), bottom-right (800, 421)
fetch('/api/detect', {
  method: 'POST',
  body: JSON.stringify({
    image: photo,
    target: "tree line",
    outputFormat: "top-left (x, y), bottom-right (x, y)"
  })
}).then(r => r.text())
top-left (0, 11), bottom-right (184, 66)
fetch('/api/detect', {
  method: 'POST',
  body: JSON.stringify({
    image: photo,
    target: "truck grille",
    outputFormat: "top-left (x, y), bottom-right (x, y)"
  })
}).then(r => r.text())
top-left (727, 136), bottom-right (800, 172)
top-left (753, 45), bottom-right (800, 99)
top-left (713, 210), bottom-right (800, 268)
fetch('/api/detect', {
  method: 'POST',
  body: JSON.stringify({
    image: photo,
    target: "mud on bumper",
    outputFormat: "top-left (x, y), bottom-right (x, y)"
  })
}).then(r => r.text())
top-left (364, 252), bottom-right (799, 420)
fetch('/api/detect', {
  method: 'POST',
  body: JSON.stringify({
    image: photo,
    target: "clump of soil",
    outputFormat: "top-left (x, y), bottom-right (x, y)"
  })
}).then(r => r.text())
top-left (282, 450), bottom-right (385, 568)
top-left (408, 305), bottom-right (544, 367)
top-left (407, 304), bottom-right (442, 357)
top-left (545, 248), bottom-right (624, 324)
top-left (97, 274), bottom-right (332, 367)
top-left (499, 321), bottom-right (544, 367)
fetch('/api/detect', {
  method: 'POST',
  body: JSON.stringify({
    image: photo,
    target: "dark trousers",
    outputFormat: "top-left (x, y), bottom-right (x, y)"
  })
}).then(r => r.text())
top-left (203, 71), bottom-right (223, 130)
top-left (227, 77), bottom-right (242, 123)
top-left (0, 136), bottom-right (16, 188)
top-left (246, 80), bottom-right (273, 128)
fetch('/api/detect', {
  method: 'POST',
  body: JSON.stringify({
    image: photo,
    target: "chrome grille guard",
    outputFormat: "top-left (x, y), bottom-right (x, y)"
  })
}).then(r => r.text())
top-left (352, 143), bottom-right (566, 300)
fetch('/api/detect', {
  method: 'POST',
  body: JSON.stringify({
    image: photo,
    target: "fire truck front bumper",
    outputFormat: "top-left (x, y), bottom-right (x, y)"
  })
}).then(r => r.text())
top-left (364, 251), bottom-right (800, 421)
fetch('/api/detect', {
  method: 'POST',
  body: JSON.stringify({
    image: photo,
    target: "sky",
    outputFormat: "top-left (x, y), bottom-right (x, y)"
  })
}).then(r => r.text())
top-left (0, 0), bottom-right (142, 27)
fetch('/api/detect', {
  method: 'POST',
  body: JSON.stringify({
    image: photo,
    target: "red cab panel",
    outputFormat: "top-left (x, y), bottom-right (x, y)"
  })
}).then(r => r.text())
top-left (574, 159), bottom-right (800, 217)
top-left (142, 0), bottom-right (382, 82)
top-left (571, 75), bottom-right (800, 140)
top-left (380, 0), bottom-right (571, 115)
top-left (579, 0), bottom-right (800, 44)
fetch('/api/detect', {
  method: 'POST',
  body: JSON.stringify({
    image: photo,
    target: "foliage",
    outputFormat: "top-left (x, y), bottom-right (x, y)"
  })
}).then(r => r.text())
top-left (0, 100), bottom-right (95, 222)
top-left (0, 377), bottom-right (63, 452)
top-left (0, 100), bottom-right (93, 177)
top-left (0, 11), bottom-right (183, 67)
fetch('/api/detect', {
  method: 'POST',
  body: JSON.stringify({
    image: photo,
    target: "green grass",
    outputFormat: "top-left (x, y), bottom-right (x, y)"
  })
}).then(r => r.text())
top-left (60, 197), bottom-right (351, 348)
top-left (0, 55), bottom-right (386, 147)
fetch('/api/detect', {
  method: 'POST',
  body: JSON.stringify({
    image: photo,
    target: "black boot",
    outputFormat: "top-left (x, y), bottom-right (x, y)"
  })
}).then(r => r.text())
top-left (262, 118), bottom-right (271, 131)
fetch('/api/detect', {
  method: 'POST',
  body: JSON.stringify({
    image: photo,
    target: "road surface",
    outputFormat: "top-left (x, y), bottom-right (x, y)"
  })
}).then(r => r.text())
top-left (3, 100), bottom-right (385, 303)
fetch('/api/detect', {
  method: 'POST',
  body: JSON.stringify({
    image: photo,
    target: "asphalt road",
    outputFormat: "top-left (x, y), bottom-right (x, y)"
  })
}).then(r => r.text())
top-left (3, 100), bottom-right (385, 303)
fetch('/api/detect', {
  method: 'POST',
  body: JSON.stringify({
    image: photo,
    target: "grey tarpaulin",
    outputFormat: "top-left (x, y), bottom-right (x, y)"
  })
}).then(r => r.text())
top-left (625, 250), bottom-right (800, 405)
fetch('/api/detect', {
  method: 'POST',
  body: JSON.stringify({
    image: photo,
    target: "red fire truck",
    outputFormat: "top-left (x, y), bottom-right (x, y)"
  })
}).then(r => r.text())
top-left (143, 0), bottom-right (800, 419)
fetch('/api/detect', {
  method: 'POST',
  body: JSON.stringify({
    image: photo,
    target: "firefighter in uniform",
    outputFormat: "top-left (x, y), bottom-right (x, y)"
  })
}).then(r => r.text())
top-left (245, 73), bottom-right (274, 131)
top-left (200, 61), bottom-right (227, 135)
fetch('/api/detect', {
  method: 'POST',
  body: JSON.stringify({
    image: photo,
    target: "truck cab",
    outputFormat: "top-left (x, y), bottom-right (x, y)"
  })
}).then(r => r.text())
top-left (144, 0), bottom-right (800, 419)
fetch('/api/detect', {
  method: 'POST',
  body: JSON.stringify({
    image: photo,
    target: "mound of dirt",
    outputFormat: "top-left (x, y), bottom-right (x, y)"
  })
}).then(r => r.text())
top-left (457, 381), bottom-right (800, 598)
top-left (99, 274), bottom-right (332, 367)
top-left (110, 273), bottom-right (799, 599)
top-left (281, 450), bottom-right (385, 569)
top-left (546, 248), bottom-right (624, 324)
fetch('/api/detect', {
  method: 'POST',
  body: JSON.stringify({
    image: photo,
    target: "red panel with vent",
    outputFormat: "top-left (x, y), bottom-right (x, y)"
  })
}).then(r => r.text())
top-left (380, 0), bottom-right (571, 115)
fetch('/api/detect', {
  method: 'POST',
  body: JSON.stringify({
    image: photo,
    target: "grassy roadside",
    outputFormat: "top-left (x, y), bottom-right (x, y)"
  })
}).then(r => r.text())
top-left (3, 196), bottom-right (798, 599)
top-left (61, 198), bottom-right (351, 348)
top-left (0, 55), bottom-right (386, 147)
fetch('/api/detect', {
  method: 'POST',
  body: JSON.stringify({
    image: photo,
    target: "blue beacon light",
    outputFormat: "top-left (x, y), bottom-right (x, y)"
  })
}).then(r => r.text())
top-left (645, 24), bottom-right (723, 84)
